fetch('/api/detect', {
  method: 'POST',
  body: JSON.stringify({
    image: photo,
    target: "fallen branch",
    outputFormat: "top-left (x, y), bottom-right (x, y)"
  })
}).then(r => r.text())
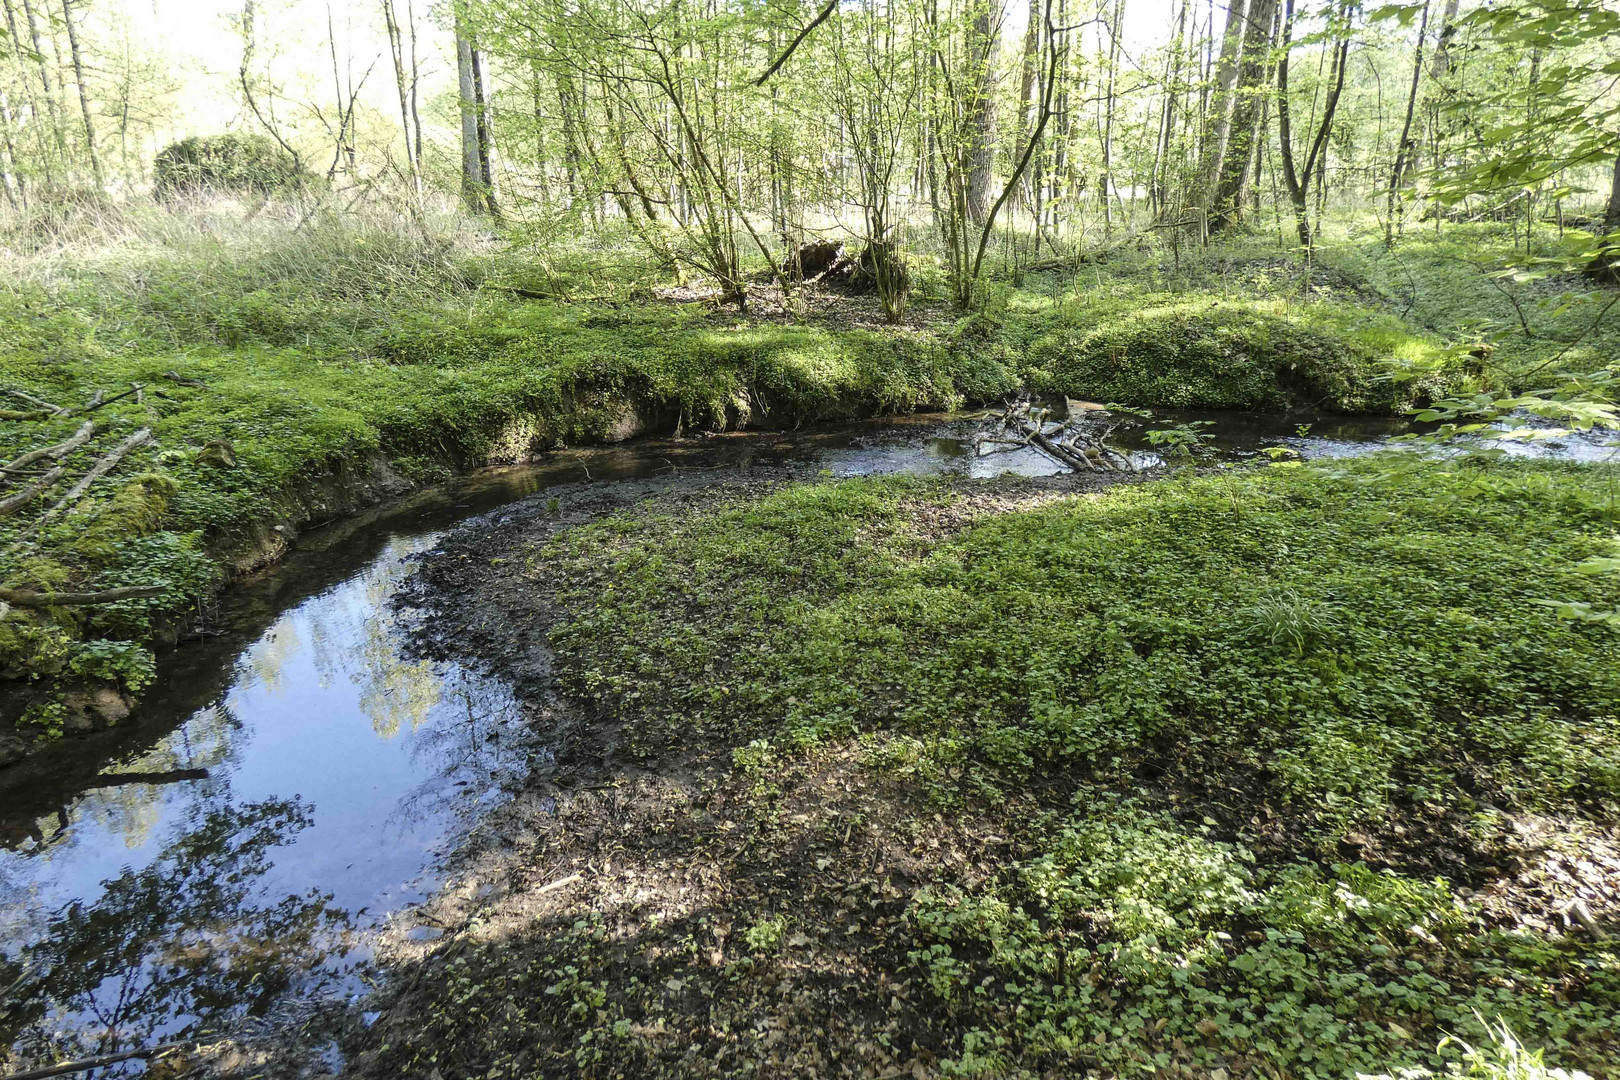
top-left (5, 428), bottom-right (152, 554)
top-left (77, 384), bottom-right (143, 414)
top-left (5, 389), bottom-right (65, 415)
top-left (537, 872), bottom-right (584, 895)
top-left (2, 421), bottom-right (94, 476)
top-left (42, 428), bottom-right (153, 520)
top-left (0, 584), bottom-right (168, 607)
top-left (0, 465), bottom-right (66, 517)
top-left (982, 400), bottom-right (1138, 475)
top-left (0, 1042), bottom-right (189, 1080)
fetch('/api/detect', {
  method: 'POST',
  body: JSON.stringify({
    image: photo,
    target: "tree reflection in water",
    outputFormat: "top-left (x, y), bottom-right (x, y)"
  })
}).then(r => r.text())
top-left (0, 797), bottom-right (349, 1069)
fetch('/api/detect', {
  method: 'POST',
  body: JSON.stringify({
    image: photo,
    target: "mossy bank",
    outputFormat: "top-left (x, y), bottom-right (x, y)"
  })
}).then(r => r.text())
top-left (0, 208), bottom-right (1527, 762)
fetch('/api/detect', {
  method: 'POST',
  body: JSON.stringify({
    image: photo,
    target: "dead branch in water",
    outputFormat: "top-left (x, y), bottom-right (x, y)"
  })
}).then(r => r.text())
top-left (976, 399), bottom-right (1138, 474)
top-left (0, 1041), bottom-right (190, 1080)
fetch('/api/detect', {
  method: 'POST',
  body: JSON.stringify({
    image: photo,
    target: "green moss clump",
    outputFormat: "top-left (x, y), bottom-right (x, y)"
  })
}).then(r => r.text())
top-left (1022, 302), bottom-right (1441, 412)
top-left (69, 474), bottom-right (179, 562)
top-left (0, 618), bottom-right (74, 680)
top-left (153, 134), bottom-right (309, 197)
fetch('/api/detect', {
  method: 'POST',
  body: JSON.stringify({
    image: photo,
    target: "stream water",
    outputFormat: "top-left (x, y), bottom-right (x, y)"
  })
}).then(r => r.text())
top-left (0, 407), bottom-right (1613, 1074)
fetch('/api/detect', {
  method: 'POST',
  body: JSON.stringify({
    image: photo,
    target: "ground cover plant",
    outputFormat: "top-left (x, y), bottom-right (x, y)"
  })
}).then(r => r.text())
top-left (347, 457), bottom-right (1620, 1080)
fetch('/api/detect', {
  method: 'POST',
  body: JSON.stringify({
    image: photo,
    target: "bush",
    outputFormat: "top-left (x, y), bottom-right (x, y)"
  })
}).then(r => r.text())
top-left (1023, 302), bottom-right (1416, 412)
top-left (153, 134), bottom-right (309, 198)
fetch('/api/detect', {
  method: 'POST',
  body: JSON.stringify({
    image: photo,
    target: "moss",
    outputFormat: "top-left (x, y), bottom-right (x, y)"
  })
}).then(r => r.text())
top-left (0, 618), bottom-right (74, 680)
top-left (68, 474), bottom-right (179, 562)
top-left (2, 556), bottom-right (72, 592)
top-left (1021, 301), bottom-right (1454, 412)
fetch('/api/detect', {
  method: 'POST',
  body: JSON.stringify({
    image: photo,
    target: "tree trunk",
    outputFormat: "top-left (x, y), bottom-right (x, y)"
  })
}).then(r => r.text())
top-left (1276, 0), bottom-right (1349, 252)
top-left (1197, 0), bottom-right (1249, 220)
top-left (1587, 147), bottom-right (1620, 283)
top-left (1208, 0), bottom-right (1277, 231)
top-left (19, 0), bottom-right (66, 171)
top-left (382, 0), bottom-right (420, 194)
top-left (60, 0), bottom-right (100, 187)
top-left (1012, 0), bottom-right (1039, 208)
top-left (406, 0), bottom-right (424, 166)
top-left (964, 0), bottom-right (997, 225)
top-left (1410, 0), bottom-right (1458, 177)
top-left (1098, 0), bottom-right (1124, 234)
top-left (455, 11), bottom-right (493, 216)
top-left (470, 36), bottom-right (500, 217)
top-left (1385, 0), bottom-right (1430, 248)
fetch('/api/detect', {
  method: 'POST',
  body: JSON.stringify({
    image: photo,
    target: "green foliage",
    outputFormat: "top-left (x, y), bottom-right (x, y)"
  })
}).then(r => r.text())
top-left (543, 460), bottom-right (1620, 832)
top-left (1022, 301), bottom-right (1448, 412)
top-left (18, 702), bottom-right (65, 740)
top-left (65, 639), bottom-right (156, 691)
top-left (741, 916), bottom-right (787, 953)
top-left (152, 135), bottom-right (308, 197)
top-left (907, 800), bottom-right (1617, 1077)
top-left (1241, 588), bottom-right (1338, 655)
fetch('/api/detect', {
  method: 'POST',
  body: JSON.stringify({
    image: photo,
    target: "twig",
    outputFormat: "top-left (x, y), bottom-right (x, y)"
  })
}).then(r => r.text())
top-left (44, 429), bottom-right (153, 518)
top-left (5, 389), bottom-right (65, 415)
top-left (6, 429), bottom-right (152, 553)
top-left (536, 872), bottom-right (583, 895)
top-left (0, 1041), bottom-right (188, 1080)
top-left (1519, 289), bottom-right (1620, 379)
top-left (77, 384), bottom-right (144, 414)
top-left (0, 585), bottom-right (168, 607)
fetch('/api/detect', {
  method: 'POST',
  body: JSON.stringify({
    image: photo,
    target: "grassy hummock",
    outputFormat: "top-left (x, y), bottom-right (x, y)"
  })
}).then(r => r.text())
top-left (362, 458), bottom-right (1620, 1079)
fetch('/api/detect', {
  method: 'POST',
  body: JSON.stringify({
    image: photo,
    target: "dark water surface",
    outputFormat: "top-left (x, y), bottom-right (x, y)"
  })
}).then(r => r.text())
top-left (0, 408), bottom-right (1611, 1072)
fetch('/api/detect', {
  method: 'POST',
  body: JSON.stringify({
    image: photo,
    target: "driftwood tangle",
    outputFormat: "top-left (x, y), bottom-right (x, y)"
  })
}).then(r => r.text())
top-left (976, 399), bottom-right (1138, 474)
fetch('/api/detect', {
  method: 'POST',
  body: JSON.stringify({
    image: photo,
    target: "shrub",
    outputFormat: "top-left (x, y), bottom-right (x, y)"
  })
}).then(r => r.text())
top-left (1023, 302), bottom-right (1439, 412)
top-left (153, 134), bottom-right (309, 198)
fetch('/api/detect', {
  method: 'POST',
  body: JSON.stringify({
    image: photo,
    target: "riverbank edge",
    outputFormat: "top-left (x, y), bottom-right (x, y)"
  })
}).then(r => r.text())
top-left (0, 376), bottom-right (993, 774)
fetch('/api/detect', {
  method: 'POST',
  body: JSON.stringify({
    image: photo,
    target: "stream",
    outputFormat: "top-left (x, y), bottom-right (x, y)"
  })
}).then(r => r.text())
top-left (0, 407), bottom-right (1613, 1074)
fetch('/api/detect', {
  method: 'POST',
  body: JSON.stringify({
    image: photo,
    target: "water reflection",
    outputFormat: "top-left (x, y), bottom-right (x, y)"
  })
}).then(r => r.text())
top-left (1, 798), bottom-right (343, 1064)
top-left (0, 534), bottom-right (526, 1071)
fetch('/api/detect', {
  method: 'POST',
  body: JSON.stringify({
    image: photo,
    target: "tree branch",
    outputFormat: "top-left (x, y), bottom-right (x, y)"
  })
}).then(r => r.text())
top-left (755, 0), bottom-right (838, 87)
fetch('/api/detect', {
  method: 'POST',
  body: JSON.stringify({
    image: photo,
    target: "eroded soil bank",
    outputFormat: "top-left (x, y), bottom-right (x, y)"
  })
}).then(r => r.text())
top-left (349, 454), bottom-right (1620, 1080)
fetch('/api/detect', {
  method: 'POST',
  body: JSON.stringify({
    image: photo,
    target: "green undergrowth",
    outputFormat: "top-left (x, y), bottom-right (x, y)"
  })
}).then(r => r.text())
top-left (1010, 298), bottom-right (1459, 411)
top-left (0, 204), bottom-right (1591, 744)
top-left (535, 459), bottom-right (1620, 1076)
top-left (997, 223), bottom-right (1620, 398)
top-left (0, 288), bottom-right (1009, 737)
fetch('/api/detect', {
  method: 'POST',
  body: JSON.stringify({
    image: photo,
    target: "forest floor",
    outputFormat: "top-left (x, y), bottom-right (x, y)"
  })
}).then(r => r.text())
top-left (348, 458), bottom-right (1620, 1080)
